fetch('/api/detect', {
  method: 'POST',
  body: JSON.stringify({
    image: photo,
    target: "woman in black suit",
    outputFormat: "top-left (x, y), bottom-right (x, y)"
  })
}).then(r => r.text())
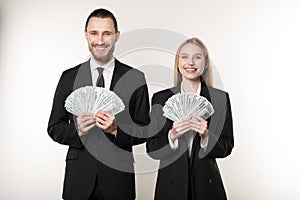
top-left (146, 37), bottom-right (234, 200)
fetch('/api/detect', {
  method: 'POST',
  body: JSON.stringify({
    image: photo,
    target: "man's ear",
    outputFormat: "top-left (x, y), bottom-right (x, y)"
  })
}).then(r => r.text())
top-left (115, 31), bottom-right (120, 41)
top-left (84, 31), bottom-right (88, 41)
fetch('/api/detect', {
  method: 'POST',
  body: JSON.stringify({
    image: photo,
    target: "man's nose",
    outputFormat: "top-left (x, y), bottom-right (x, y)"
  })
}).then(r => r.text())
top-left (95, 34), bottom-right (105, 44)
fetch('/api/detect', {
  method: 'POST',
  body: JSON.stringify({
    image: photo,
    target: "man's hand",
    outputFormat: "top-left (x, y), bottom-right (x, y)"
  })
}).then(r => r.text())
top-left (95, 110), bottom-right (117, 137)
top-left (77, 112), bottom-right (96, 136)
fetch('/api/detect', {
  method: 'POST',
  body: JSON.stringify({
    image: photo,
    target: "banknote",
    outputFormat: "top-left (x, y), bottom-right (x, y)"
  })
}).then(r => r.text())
top-left (65, 86), bottom-right (125, 116)
top-left (163, 93), bottom-right (214, 121)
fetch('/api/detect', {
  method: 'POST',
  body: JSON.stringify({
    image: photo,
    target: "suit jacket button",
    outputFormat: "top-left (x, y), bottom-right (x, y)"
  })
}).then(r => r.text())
top-left (208, 178), bottom-right (213, 184)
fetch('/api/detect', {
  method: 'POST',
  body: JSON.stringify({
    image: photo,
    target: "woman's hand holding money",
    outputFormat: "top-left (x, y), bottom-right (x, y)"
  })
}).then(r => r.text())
top-left (169, 116), bottom-right (208, 142)
top-left (189, 115), bottom-right (208, 138)
top-left (169, 117), bottom-right (191, 142)
top-left (77, 112), bottom-right (96, 136)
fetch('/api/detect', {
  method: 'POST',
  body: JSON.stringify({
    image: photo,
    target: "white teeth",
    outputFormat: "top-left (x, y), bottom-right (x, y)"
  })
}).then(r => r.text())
top-left (95, 47), bottom-right (106, 50)
top-left (185, 68), bottom-right (196, 72)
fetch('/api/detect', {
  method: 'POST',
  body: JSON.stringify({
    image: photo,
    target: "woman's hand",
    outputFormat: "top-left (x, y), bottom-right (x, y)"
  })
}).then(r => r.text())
top-left (169, 117), bottom-right (191, 142)
top-left (189, 115), bottom-right (208, 138)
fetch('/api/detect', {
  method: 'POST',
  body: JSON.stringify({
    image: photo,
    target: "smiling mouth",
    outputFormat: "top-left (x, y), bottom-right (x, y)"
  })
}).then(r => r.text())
top-left (93, 43), bottom-right (109, 50)
top-left (95, 46), bottom-right (107, 50)
top-left (184, 67), bottom-right (198, 72)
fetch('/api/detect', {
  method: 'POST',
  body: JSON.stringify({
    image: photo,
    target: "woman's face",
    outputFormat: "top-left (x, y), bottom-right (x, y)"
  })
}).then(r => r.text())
top-left (178, 43), bottom-right (206, 82)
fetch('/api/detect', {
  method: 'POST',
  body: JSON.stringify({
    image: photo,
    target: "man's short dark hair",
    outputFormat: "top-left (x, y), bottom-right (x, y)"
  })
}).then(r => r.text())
top-left (85, 8), bottom-right (118, 32)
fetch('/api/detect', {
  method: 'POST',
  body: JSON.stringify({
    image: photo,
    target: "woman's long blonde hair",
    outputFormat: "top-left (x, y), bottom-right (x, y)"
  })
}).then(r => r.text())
top-left (174, 37), bottom-right (213, 87)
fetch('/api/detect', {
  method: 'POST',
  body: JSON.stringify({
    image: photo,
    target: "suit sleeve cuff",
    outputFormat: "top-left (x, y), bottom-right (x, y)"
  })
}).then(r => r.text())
top-left (200, 134), bottom-right (209, 150)
top-left (168, 131), bottom-right (178, 150)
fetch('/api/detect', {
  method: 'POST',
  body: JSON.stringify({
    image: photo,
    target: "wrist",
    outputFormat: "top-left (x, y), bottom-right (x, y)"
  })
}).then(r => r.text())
top-left (78, 129), bottom-right (86, 137)
top-left (111, 128), bottom-right (117, 137)
top-left (169, 130), bottom-right (176, 142)
top-left (200, 130), bottom-right (208, 138)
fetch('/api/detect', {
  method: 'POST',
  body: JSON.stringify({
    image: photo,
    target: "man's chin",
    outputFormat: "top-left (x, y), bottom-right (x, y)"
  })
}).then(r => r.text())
top-left (92, 54), bottom-right (110, 63)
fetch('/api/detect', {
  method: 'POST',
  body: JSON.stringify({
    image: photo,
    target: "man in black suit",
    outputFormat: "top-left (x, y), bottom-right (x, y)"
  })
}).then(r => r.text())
top-left (48, 8), bottom-right (150, 200)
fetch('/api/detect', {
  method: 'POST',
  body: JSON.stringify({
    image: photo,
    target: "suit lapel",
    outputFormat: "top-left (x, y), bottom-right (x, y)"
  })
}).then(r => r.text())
top-left (170, 86), bottom-right (180, 95)
top-left (110, 59), bottom-right (124, 91)
top-left (190, 77), bottom-right (212, 164)
top-left (73, 60), bottom-right (93, 90)
top-left (169, 86), bottom-right (193, 167)
top-left (74, 58), bottom-right (124, 92)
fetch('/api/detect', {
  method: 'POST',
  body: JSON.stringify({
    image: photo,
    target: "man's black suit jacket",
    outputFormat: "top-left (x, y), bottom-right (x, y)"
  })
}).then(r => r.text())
top-left (48, 59), bottom-right (150, 200)
top-left (146, 79), bottom-right (234, 200)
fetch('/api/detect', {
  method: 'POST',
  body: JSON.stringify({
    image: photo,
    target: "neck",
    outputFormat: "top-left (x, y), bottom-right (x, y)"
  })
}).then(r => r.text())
top-left (181, 78), bottom-right (200, 93)
top-left (93, 55), bottom-right (113, 66)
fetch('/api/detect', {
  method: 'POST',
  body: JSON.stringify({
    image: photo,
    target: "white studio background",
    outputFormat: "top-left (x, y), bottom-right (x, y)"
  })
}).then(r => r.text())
top-left (1, 0), bottom-right (300, 199)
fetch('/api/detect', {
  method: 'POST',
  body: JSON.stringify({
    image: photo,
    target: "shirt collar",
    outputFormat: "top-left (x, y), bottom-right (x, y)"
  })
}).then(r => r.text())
top-left (90, 56), bottom-right (115, 72)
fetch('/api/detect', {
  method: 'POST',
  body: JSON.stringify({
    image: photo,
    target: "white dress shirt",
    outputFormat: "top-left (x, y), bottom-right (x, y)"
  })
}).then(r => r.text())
top-left (168, 82), bottom-right (209, 156)
top-left (90, 57), bottom-right (115, 90)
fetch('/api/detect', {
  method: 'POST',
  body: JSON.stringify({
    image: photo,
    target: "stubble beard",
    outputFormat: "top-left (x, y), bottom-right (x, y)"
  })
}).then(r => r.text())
top-left (90, 44), bottom-right (115, 65)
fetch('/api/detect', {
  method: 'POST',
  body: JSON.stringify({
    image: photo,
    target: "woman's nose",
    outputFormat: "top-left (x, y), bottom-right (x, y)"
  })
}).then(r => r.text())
top-left (188, 58), bottom-right (195, 65)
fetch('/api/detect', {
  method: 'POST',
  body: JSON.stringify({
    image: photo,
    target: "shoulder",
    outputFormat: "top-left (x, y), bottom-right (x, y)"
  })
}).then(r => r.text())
top-left (61, 62), bottom-right (85, 78)
top-left (115, 59), bottom-right (132, 71)
top-left (153, 87), bottom-right (177, 98)
top-left (207, 86), bottom-right (229, 97)
top-left (152, 87), bottom-right (179, 105)
top-left (116, 59), bottom-right (145, 77)
top-left (207, 86), bottom-right (231, 108)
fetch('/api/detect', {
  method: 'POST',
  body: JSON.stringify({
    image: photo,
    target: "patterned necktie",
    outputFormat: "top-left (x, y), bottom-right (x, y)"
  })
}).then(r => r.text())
top-left (96, 67), bottom-right (105, 87)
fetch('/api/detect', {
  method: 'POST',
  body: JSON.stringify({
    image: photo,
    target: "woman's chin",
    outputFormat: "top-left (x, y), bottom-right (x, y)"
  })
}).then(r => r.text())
top-left (182, 75), bottom-right (200, 82)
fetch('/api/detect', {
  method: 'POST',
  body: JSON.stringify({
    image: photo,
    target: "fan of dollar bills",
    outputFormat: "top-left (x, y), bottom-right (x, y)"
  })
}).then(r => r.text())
top-left (65, 86), bottom-right (125, 116)
top-left (162, 93), bottom-right (214, 121)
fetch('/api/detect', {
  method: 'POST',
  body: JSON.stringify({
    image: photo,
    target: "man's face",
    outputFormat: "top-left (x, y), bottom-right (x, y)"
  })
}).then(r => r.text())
top-left (85, 17), bottom-right (120, 65)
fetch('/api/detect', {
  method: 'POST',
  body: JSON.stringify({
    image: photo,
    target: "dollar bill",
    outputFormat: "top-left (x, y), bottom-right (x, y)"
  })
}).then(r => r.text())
top-left (163, 93), bottom-right (214, 121)
top-left (65, 86), bottom-right (125, 116)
